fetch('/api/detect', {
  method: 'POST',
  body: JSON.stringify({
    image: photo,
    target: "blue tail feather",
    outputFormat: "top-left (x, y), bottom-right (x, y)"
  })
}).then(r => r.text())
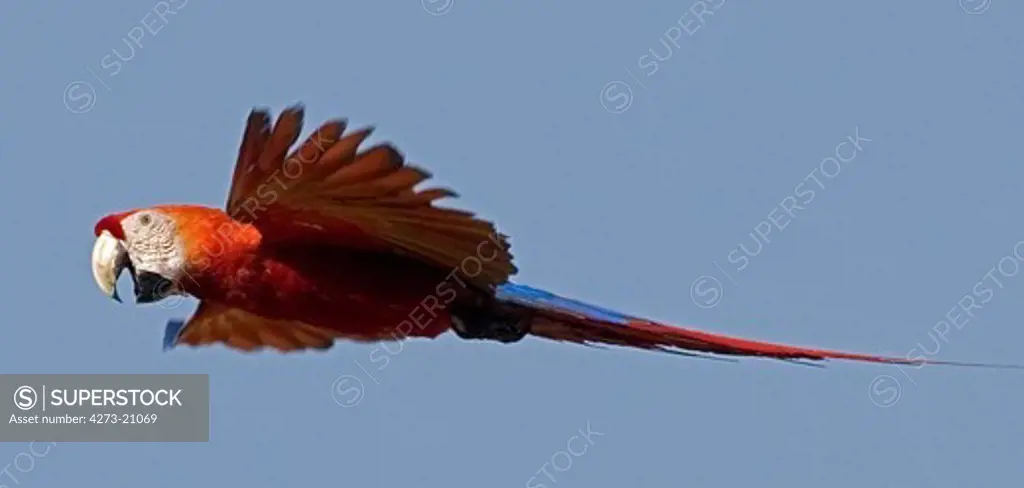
top-left (495, 283), bottom-right (634, 325)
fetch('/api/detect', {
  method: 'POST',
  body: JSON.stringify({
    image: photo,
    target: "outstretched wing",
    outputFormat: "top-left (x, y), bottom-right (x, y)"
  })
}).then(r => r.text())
top-left (224, 104), bottom-right (515, 290)
top-left (164, 301), bottom-right (337, 352)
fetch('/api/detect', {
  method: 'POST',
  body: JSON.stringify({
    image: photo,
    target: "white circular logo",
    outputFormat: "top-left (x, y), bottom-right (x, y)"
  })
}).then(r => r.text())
top-left (960, 0), bottom-right (991, 14)
top-left (868, 375), bottom-right (902, 408)
top-left (331, 375), bottom-right (364, 408)
top-left (600, 81), bottom-right (633, 114)
top-left (690, 275), bottom-right (724, 309)
top-left (63, 81), bottom-right (97, 114)
top-left (422, 0), bottom-right (454, 15)
top-left (13, 386), bottom-right (37, 411)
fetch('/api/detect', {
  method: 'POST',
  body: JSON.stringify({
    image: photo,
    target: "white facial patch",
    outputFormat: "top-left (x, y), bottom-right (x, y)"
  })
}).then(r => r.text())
top-left (120, 210), bottom-right (187, 285)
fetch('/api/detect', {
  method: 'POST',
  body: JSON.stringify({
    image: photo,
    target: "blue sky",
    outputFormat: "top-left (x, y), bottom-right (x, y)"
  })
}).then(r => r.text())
top-left (1, 0), bottom-right (1023, 486)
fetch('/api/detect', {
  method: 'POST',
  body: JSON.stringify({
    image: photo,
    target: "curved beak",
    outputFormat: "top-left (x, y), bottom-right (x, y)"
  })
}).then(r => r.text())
top-left (91, 230), bottom-right (130, 303)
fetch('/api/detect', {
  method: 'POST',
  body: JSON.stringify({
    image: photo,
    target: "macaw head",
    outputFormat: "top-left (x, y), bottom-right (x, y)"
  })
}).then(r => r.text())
top-left (91, 207), bottom-right (191, 304)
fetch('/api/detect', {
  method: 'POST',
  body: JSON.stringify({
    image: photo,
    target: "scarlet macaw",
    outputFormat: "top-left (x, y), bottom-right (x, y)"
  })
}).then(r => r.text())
top-left (88, 104), bottom-right (1009, 368)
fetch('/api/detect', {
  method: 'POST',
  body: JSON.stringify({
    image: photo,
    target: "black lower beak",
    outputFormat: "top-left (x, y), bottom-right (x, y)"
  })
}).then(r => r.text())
top-left (134, 271), bottom-right (175, 304)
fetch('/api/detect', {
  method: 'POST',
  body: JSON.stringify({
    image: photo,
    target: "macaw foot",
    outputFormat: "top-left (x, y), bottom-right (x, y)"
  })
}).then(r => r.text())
top-left (451, 303), bottom-right (531, 344)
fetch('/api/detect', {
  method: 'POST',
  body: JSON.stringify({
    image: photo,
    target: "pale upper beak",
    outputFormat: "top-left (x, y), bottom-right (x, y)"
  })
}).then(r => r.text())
top-left (91, 230), bottom-right (130, 302)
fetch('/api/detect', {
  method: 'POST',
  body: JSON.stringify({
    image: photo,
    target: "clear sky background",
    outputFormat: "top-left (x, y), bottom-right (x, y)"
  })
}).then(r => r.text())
top-left (1, 0), bottom-right (1023, 486)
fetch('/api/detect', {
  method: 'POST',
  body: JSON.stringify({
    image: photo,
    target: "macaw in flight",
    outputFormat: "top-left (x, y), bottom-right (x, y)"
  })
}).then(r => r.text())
top-left (90, 104), bottom-right (1012, 368)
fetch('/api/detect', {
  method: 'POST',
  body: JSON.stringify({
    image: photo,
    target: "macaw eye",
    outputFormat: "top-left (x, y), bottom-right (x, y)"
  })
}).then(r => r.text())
top-left (139, 214), bottom-right (152, 226)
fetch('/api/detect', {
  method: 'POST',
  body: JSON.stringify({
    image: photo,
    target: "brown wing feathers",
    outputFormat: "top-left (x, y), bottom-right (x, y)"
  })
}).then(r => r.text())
top-left (226, 110), bottom-right (271, 211)
top-left (177, 302), bottom-right (337, 352)
top-left (223, 104), bottom-right (516, 289)
top-left (258, 107), bottom-right (304, 173)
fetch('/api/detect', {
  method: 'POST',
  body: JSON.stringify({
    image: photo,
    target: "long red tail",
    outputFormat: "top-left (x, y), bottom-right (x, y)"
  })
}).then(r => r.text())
top-left (497, 283), bottom-right (1020, 368)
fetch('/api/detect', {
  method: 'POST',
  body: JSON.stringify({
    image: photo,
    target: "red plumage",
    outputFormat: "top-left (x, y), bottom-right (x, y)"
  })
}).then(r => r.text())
top-left (91, 105), bottom-right (1020, 369)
